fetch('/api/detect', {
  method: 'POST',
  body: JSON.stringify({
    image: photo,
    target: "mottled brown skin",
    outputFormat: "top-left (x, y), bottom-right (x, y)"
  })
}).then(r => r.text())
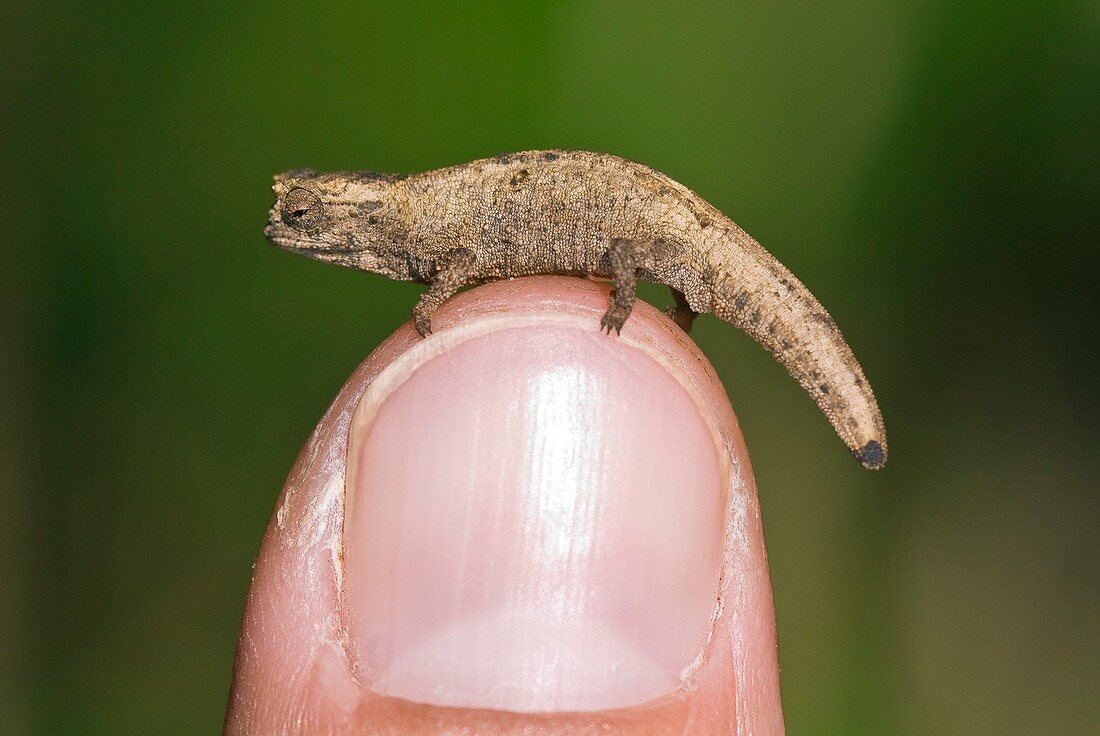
top-left (264, 150), bottom-right (887, 469)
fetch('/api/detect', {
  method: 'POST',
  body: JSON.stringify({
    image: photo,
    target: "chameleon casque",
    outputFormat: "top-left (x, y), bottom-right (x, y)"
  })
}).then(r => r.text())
top-left (264, 150), bottom-right (887, 469)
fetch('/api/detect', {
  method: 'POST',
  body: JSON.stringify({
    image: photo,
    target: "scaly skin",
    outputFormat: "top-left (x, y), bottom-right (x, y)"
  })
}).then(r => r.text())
top-left (264, 150), bottom-right (887, 469)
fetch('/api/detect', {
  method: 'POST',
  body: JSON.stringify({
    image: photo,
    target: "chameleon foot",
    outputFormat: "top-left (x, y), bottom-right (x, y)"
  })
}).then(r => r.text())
top-left (600, 302), bottom-right (630, 335)
top-left (663, 304), bottom-right (696, 333)
top-left (413, 311), bottom-right (433, 337)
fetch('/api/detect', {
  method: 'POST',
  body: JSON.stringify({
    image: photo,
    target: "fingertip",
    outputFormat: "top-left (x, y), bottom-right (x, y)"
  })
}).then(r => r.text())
top-left (227, 277), bottom-right (785, 734)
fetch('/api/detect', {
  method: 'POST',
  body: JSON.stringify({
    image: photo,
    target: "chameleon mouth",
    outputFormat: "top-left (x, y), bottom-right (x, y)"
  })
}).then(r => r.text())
top-left (263, 224), bottom-right (314, 252)
top-left (264, 227), bottom-right (363, 259)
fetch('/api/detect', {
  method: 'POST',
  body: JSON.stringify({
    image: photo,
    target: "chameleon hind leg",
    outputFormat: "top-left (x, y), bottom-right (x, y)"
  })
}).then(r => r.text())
top-left (413, 247), bottom-right (477, 337)
top-left (664, 287), bottom-right (697, 333)
top-left (601, 238), bottom-right (682, 334)
top-left (600, 238), bottom-right (645, 335)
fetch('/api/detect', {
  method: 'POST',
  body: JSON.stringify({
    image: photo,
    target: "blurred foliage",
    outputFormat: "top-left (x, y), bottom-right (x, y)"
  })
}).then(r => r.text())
top-left (2, 1), bottom-right (1097, 734)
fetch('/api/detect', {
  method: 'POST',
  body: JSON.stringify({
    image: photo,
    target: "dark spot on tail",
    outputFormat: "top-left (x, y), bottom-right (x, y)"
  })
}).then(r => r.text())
top-left (542, 151), bottom-right (559, 161)
top-left (855, 440), bottom-right (886, 470)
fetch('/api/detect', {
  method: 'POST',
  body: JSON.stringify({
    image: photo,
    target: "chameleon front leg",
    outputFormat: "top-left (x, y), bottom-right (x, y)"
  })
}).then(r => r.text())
top-left (413, 247), bottom-right (477, 337)
top-left (664, 287), bottom-right (697, 333)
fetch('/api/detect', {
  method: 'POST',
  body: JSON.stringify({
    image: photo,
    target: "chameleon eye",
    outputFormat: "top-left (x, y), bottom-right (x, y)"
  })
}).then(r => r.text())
top-left (281, 187), bottom-right (324, 230)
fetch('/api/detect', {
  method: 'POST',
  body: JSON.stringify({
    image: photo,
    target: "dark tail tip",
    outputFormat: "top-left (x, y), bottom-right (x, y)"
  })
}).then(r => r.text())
top-left (855, 440), bottom-right (887, 470)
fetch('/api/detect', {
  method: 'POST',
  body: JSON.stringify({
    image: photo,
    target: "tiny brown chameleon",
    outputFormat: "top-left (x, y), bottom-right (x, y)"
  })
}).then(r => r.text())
top-left (264, 150), bottom-right (887, 469)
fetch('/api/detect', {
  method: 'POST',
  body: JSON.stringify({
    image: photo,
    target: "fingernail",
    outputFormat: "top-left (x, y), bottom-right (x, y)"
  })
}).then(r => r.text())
top-left (344, 319), bottom-right (726, 712)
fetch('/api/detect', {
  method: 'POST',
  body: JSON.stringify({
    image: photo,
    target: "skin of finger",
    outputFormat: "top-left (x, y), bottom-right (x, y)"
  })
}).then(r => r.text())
top-left (224, 276), bottom-right (785, 735)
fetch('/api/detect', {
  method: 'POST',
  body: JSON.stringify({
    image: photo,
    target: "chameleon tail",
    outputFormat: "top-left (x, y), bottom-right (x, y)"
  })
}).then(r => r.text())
top-left (708, 232), bottom-right (887, 469)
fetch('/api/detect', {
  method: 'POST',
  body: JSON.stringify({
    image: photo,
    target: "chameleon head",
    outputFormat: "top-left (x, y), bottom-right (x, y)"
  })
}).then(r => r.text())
top-left (264, 169), bottom-right (401, 273)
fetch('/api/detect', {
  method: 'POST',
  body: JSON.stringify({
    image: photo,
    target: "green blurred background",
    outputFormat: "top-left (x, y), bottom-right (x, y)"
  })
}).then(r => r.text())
top-left (3, 1), bottom-right (1097, 733)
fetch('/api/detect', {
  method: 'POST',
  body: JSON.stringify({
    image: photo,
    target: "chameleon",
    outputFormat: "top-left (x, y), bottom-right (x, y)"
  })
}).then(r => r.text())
top-left (264, 150), bottom-right (887, 469)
